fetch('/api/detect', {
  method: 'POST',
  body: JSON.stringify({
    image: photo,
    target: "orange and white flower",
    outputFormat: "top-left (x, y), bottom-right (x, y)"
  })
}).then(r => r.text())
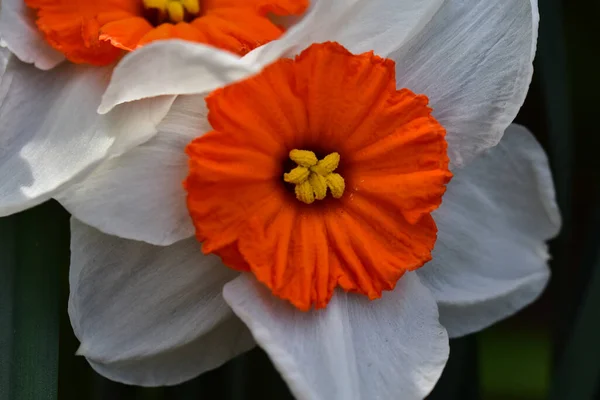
top-left (55, 0), bottom-right (558, 398)
top-left (0, 0), bottom-right (309, 215)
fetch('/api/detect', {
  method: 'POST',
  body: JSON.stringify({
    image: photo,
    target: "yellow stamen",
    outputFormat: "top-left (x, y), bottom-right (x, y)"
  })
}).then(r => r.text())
top-left (309, 173), bottom-right (328, 200)
top-left (182, 0), bottom-right (201, 14)
top-left (295, 181), bottom-right (315, 204)
top-left (311, 152), bottom-right (340, 176)
top-left (289, 149), bottom-right (318, 167)
top-left (143, 0), bottom-right (167, 11)
top-left (143, 0), bottom-right (201, 23)
top-left (284, 166), bottom-right (310, 184)
top-left (284, 150), bottom-right (345, 204)
top-left (167, 2), bottom-right (185, 23)
top-left (325, 173), bottom-right (345, 199)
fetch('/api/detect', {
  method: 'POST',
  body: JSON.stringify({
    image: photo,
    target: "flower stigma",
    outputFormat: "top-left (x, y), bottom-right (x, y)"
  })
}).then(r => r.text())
top-left (284, 150), bottom-right (345, 204)
top-left (143, 0), bottom-right (201, 24)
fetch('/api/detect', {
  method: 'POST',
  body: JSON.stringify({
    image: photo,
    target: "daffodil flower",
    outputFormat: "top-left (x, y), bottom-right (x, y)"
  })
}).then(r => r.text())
top-left (50, 0), bottom-right (559, 397)
top-left (11, 0), bottom-right (309, 65)
top-left (0, 0), bottom-right (309, 215)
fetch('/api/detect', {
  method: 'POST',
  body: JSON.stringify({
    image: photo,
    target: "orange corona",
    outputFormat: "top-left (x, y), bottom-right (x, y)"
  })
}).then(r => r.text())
top-left (185, 42), bottom-right (452, 311)
top-left (25, 0), bottom-right (309, 65)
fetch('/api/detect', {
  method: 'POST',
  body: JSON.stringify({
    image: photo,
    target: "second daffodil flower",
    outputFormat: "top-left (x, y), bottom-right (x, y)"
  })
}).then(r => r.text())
top-left (0, 0), bottom-right (309, 215)
top-left (56, 0), bottom-right (559, 398)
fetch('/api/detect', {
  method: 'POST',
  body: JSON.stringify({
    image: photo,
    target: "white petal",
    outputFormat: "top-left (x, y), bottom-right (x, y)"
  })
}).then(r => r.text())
top-left (57, 95), bottom-right (206, 245)
top-left (98, 40), bottom-right (260, 114)
top-left (240, 0), bottom-right (358, 67)
top-left (0, 0), bottom-right (64, 69)
top-left (389, 0), bottom-right (538, 166)
top-left (70, 218), bottom-right (254, 386)
top-left (245, 0), bottom-right (444, 65)
top-left (0, 46), bottom-right (9, 69)
top-left (224, 273), bottom-right (449, 400)
top-left (418, 124), bottom-right (560, 338)
top-left (99, 0), bottom-right (444, 114)
top-left (334, 0), bottom-right (444, 55)
top-left (0, 58), bottom-right (174, 216)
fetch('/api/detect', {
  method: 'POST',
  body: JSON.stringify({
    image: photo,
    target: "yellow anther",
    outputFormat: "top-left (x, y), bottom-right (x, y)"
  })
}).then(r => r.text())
top-left (311, 152), bottom-right (340, 176)
top-left (309, 173), bottom-right (328, 200)
top-left (182, 0), bottom-right (201, 14)
top-left (284, 149), bottom-right (345, 204)
top-left (284, 166), bottom-right (310, 185)
top-left (143, 0), bottom-right (167, 11)
top-left (143, 0), bottom-right (201, 23)
top-left (289, 150), bottom-right (318, 167)
top-left (295, 181), bottom-right (315, 204)
top-left (325, 173), bottom-right (345, 199)
top-left (167, 2), bottom-right (185, 22)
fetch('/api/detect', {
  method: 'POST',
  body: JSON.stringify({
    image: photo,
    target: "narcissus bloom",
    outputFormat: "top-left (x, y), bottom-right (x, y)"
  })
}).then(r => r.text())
top-left (184, 42), bottom-right (453, 311)
top-left (53, 0), bottom-right (559, 398)
top-left (0, 0), bottom-right (308, 216)
top-left (24, 0), bottom-right (308, 65)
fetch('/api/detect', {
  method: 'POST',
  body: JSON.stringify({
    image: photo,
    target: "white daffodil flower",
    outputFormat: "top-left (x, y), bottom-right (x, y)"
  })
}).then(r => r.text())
top-left (0, 0), bottom-right (310, 215)
top-left (55, 0), bottom-right (557, 397)
top-left (42, 0), bottom-right (557, 398)
top-left (66, 122), bottom-right (560, 397)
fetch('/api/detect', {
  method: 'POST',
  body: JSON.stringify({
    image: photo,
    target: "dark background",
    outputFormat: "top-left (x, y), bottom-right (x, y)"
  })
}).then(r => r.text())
top-left (1, 0), bottom-right (598, 399)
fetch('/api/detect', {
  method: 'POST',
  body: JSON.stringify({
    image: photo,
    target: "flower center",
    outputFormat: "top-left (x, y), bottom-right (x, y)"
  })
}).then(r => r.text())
top-left (143, 0), bottom-right (201, 24)
top-left (283, 149), bottom-right (346, 205)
